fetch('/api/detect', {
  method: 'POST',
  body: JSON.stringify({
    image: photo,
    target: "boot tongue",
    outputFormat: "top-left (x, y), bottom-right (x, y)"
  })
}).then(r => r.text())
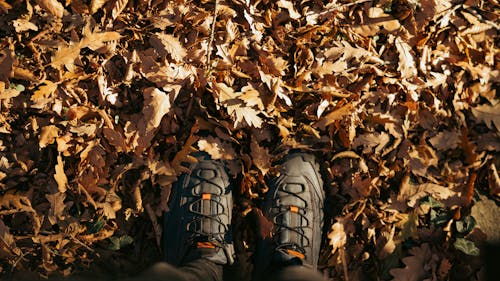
top-left (272, 248), bottom-right (304, 266)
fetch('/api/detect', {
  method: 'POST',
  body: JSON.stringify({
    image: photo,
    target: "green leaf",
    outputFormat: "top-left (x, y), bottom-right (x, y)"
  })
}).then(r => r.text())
top-left (108, 235), bottom-right (134, 250)
top-left (423, 196), bottom-right (444, 209)
top-left (86, 220), bottom-right (105, 234)
top-left (456, 216), bottom-right (476, 235)
top-left (454, 238), bottom-right (480, 256)
top-left (430, 209), bottom-right (449, 226)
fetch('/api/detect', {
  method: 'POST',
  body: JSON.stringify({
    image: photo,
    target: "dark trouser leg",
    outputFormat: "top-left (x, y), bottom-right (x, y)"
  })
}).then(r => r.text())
top-left (179, 258), bottom-right (224, 281)
top-left (265, 265), bottom-right (327, 281)
top-left (125, 259), bottom-right (223, 281)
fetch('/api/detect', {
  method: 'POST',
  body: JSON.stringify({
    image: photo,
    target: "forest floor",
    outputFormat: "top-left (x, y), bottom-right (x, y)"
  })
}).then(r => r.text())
top-left (0, 0), bottom-right (499, 280)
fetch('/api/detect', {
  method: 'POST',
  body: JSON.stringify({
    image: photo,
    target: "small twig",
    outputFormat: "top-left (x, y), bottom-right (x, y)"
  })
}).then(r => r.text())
top-left (206, 0), bottom-right (220, 69)
top-left (69, 235), bottom-right (95, 252)
top-left (340, 247), bottom-right (349, 281)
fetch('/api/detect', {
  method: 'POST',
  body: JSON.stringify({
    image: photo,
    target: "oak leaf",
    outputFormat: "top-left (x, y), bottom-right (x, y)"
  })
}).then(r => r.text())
top-left (250, 136), bottom-right (271, 175)
top-left (429, 130), bottom-right (461, 151)
top-left (39, 125), bottom-right (60, 148)
top-left (0, 219), bottom-right (21, 257)
top-left (54, 155), bottom-right (68, 193)
top-left (90, 0), bottom-right (108, 14)
top-left (34, 0), bottom-right (64, 18)
top-left (395, 36), bottom-right (417, 79)
top-left (51, 29), bottom-right (121, 70)
top-left (471, 103), bottom-right (500, 132)
top-left (315, 103), bottom-right (354, 130)
top-left (111, 0), bottom-right (128, 19)
top-left (149, 33), bottom-right (187, 63)
top-left (389, 243), bottom-right (434, 281)
top-left (198, 136), bottom-right (236, 160)
top-left (45, 192), bottom-right (66, 225)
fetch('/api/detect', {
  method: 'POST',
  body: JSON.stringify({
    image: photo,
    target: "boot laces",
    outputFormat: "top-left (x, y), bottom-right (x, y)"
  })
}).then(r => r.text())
top-left (185, 172), bottom-right (228, 241)
top-left (272, 184), bottom-right (310, 255)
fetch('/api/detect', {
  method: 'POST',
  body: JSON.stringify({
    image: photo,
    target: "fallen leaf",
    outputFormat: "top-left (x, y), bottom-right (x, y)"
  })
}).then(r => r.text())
top-left (395, 36), bottom-right (417, 79)
top-left (54, 155), bottom-right (68, 193)
top-left (111, 0), bottom-right (128, 19)
top-left (471, 194), bottom-right (500, 242)
top-left (250, 136), bottom-right (271, 175)
top-left (0, 219), bottom-right (21, 257)
top-left (315, 103), bottom-right (354, 130)
top-left (45, 192), bottom-right (66, 225)
top-left (34, 0), bottom-right (64, 18)
top-left (39, 125), bottom-right (60, 148)
top-left (471, 103), bottom-right (500, 132)
top-left (429, 130), bottom-right (461, 151)
top-left (149, 33), bottom-right (187, 63)
top-left (328, 221), bottom-right (347, 255)
top-left (197, 136), bottom-right (236, 160)
top-left (389, 243), bottom-right (434, 281)
top-left (454, 238), bottom-right (480, 256)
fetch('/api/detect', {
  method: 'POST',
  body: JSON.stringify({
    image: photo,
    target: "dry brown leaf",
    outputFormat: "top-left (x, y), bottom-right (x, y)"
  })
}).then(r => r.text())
top-left (277, 0), bottom-right (301, 19)
top-left (429, 130), bottom-right (461, 151)
top-left (0, 219), bottom-right (21, 257)
top-left (31, 80), bottom-right (58, 109)
top-left (395, 36), bottom-right (417, 79)
top-left (39, 125), bottom-right (60, 148)
top-left (250, 136), bottom-right (271, 175)
top-left (197, 136), bottom-right (236, 160)
top-left (90, 0), bottom-right (108, 14)
top-left (34, 0), bottom-right (64, 18)
top-left (471, 103), bottom-right (500, 132)
top-left (13, 19), bottom-right (39, 33)
top-left (352, 132), bottom-right (391, 154)
top-left (315, 103), bottom-right (354, 130)
top-left (142, 87), bottom-right (171, 132)
top-left (103, 127), bottom-right (128, 152)
top-left (149, 33), bottom-right (187, 63)
top-left (54, 155), bottom-right (68, 193)
top-left (171, 124), bottom-right (199, 174)
top-left (328, 221), bottom-right (346, 255)
top-left (135, 87), bottom-right (172, 152)
top-left (45, 192), bottom-right (66, 225)
top-left (51, 30), bottom-right (121, 70)
top-left (403, 182), bottom-right (459, 208)
top-left (0, 0), bottom-right (12, 13)
top-left (213, 82), bottom-right (239, 103)
top-left (111, 0), bottom-right (128, 19)
top-left (389, 243), bottom-right (434, 281)
top-left (228, 105), bottom-right (263, 128)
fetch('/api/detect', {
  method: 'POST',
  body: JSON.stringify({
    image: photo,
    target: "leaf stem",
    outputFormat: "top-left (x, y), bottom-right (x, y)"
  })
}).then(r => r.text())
top-left (206, 0), bottom-right (219, 70)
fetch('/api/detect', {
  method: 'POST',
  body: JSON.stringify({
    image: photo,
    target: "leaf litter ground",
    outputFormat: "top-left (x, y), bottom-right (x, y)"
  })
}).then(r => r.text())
top-left (0, 0), bottom-right (499, 280)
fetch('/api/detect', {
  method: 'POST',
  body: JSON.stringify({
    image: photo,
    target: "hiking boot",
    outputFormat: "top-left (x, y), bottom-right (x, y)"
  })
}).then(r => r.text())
top-left (163, 153), bottom-right (235, 266)
top-left (254, 152), bottom-right (325, 276)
